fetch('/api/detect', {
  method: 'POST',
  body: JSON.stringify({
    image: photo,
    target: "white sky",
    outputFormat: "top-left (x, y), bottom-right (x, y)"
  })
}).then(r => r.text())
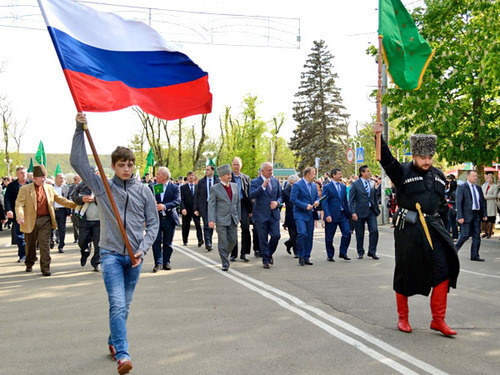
top-left (0, 0), bottom-right (421, 154)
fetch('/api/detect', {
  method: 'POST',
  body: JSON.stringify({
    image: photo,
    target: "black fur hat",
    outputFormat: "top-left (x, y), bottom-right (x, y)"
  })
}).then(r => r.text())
top-left (410, 134), bottom-right (437, 156)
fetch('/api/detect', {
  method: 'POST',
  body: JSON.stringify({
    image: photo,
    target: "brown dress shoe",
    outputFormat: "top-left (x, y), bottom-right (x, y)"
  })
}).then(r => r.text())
top-left (26, 266), bottom-right (33, 272)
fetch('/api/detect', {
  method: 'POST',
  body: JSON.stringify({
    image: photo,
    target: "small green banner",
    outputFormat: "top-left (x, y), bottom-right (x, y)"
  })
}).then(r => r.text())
top-left (153, 183), bottom-right (164, 195)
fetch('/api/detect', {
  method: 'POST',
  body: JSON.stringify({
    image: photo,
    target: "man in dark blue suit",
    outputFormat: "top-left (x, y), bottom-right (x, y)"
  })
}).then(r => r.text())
top-left (249, 162), bottom-right (282, 269)
top-left (322, 168), bottom-right (351, 262)
top-left (151, 167), bottom-right (180, 272)
top-left (349, 165), bottom-right (380, 260)
top-left (455, 170), bottom-right (487, 261)
top-left (290, 166), bottom-right (319, 266)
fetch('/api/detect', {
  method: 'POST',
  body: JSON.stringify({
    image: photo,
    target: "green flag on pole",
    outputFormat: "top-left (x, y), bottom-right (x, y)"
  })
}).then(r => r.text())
top-left (378, 0), bottom-right (434, 90)
top-left (54, 162), bottom-right (62, 176)
top-left (206, 157), bottom-right (218, 177)
top-left (27, 158), bottom-right (34, 173)
top-left (35, 140), bottom-right (46, 167)
top-left (143, 148), bottom-right (155, 177)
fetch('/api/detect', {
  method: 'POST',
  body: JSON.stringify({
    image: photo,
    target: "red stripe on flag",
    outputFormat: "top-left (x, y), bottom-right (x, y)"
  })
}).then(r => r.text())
top-left (64, 70), bottom-right (212, 120)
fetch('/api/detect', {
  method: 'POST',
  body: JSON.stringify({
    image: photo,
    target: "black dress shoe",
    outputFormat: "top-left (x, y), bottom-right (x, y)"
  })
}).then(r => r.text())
top-left (357, 254), bottom-right (363, 259)
top-left (254, 251), bottom-right (261, 257)
top-left (327, 257), bottom-right (335, 262)
top-left (198, 240), bottom-right (204, 247)
top-left (240, 255), bottom-right (249, 262)
top-left (368, 253), bottom-right (380, 260)
top-left (298, 257), bottom-right (305, 266)
top-left (222, 265), bottom-right (229, 271)
top-left (80, 251), bottom-right (90, 267)
top-left (183, 242), bottom-right (188, 246)
top-left (152, 265), bottom-right (162, 273)
top-left (340, 254), bottom-right (351, 261)
top-left (50, 241), bottom-right (55, 249)
top-left (58, 249), bottom-right (64, 253)
top-left (230, 256), bottom-right (237, 261)
top-left (270, 256), bottom-right (274, 265)
top-left (285, 243), bottom-right (292, 255)
top-left (163, 264), bottom-right (172, 270)
top-left (205, 245), bottom-right (212, 252)
top-left (42, 271), bottom-right (51, 276)
top-left (305, 260), bottom-right (313, 265)
top-left (263, 263), bottom-right (270, 269)
top-left (26, 266), bottom-right (33, 272)
top-left (471, 257), bottom-right (485, 262)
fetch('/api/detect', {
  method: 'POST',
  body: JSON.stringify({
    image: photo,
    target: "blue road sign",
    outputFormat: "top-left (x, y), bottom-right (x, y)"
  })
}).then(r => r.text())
top-left (356, 147), bottom-right (364, 163)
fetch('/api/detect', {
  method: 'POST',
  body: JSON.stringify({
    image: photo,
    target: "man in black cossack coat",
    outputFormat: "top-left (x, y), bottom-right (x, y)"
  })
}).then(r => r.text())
top-left (377, 129), bottom-right (459, 336)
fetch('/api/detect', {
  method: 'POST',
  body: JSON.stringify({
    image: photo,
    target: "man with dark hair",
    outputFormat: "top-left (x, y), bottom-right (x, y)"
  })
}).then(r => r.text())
top-left (194, 165), bottom-right (219, 251)
top-left (376, 127), bottom-right (460, 336)
top-left (71, 113), bottom-right (159, 374)
top-left (5, 166), bottom-right (30, 262)
top-left (230, 157), bottom-right (252, 262)
top-left (322, 168), bottom-right (351, 261)
top-left (53, 173), bottom-right (71, 253)
top-left (455, 170), bottom-right (487, 261)
top-left (290, 166), bottom-right (319, 266)
top-left (180, 171), bottom-right (203, 247)
top-left (349, 165), bottom-right (380, 260)
top-left (15, 165), bottom-right (76, 276)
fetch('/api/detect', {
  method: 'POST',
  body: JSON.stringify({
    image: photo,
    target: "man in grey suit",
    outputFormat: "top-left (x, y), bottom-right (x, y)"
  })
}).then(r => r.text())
top-left (208, 164), bottom-right (241, 271)
top-left (349, 165), bottom-right (381, 260)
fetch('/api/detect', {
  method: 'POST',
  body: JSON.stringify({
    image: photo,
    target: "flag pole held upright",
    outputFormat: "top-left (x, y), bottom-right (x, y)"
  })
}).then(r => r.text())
top-left (82, 122), bottom-right (138, 266)
top-left (376, 36), bottom-right (383, 161)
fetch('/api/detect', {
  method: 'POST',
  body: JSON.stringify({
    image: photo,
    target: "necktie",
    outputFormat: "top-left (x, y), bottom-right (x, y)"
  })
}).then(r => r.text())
top-left (364, 180), bottom-right (370, 195)
top-left (266, 178), bottom-right (272, 194)
top-left (336, 183), bottom-right (341, 196)
top-left (190, 184), bottom-right (194, 196)
top-left (471, 185), bottom-right (479, 210)
top-left (309, 182), bottom-right (314, 199)
top-left (207, 178), bottom-right (212, 201)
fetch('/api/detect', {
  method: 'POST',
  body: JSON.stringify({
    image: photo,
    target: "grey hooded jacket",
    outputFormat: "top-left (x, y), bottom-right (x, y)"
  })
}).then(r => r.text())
top-left (70, 121), bottom-right (159, 256)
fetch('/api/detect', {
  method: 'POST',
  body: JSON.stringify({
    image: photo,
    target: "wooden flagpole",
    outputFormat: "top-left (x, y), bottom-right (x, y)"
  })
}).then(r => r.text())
top-left (82, 123), bottom-right (138, 266)
top-left (376, 35), bottom-right (383, 161)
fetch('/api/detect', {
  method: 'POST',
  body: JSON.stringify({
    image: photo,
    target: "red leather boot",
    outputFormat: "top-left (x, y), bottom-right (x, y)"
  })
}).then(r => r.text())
top-left (430, 280), bottom-right (457, 336)
top-left (396, 292), bottom-right (412, 333)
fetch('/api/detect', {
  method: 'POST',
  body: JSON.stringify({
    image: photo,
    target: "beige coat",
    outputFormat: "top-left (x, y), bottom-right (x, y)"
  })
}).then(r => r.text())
top-left (482, 182), bottom-right (498, 217)
top-left (15, 183), bottom-right (77, 234)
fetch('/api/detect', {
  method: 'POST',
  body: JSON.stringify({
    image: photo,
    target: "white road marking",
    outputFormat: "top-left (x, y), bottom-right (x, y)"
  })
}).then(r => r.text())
top-left (175, 245), bottom-right (450, 375)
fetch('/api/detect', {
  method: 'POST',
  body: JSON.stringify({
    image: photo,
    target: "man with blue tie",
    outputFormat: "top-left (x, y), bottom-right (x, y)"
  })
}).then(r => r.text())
top-left (290, 166), bottom-right (319, 266)
top-left (151, 167), bottom-right (180, 272)
top-left (180, 171), bottom-right (203, 247)
top-left (455, 170), bottom-right (487, 261)
top-left (193, 166), bottom-right (219, 251)
top-left (349, 165), bottom-right (380, 260)
top-left (322, 168), bottom-right (351, 262)
top-left (249, 162), bottom-right (282, 269)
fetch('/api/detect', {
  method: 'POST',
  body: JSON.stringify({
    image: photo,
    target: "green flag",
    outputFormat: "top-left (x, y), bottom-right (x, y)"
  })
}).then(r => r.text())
top-left (143, 148), bottom-right (154, 177)
top-left (152, 183), bottom-right (164, 195)
top-left (54, 162), bottom-right (62, 176)
top-left (378, 0), bottom-right (434, 90)
top-left (206, 157), bottom-right (218, 177)
top-left (27, 158), bottom-right (34, 173)
top-left (35, 140), bottom-right (46, 167)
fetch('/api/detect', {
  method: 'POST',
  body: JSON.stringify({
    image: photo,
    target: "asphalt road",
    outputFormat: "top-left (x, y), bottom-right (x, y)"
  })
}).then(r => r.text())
top-left (1, 223), bottom-right (499, 375)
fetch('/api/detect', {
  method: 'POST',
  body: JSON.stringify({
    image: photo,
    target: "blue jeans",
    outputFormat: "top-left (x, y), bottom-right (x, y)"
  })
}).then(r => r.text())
top-left (13, 220), bottom-right (25, 259)
top-left (101, 249), bottom-right (142, 361)
top-left (296, 217), bottom-right (315, 260)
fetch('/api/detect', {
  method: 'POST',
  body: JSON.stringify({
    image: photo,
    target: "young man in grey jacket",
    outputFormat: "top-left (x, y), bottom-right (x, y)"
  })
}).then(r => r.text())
top-left (71, 113), bottom-right (159, 375)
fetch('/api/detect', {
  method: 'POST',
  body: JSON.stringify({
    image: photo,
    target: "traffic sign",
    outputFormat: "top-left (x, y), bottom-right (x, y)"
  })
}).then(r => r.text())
top-left (356, 147), bottom-right (364, 163)
top-left (347, 148), bottom-right (354, 163)
top-left (315, 157), bottom-right (320, 169)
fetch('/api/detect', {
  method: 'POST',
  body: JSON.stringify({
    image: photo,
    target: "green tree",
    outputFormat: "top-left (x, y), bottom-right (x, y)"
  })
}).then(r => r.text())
top-left (379, 0), bottom-right (500, 176)
top-left (290, 40), bottom-right (350, 175)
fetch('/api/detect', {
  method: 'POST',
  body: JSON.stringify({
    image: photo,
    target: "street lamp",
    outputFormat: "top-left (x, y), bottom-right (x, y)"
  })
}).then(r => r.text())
top-left (350, 140), bottom-right (361, 176)
top-left (4, 158), bottom-right (13, 176)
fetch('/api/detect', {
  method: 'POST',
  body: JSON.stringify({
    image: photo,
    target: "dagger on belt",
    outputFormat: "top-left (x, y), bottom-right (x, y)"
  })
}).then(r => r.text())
top-left (415, 203), bottom-right (433, 250)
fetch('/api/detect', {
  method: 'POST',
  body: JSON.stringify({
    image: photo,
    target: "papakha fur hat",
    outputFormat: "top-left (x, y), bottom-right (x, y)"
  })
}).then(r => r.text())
top-left (410, 134), bottom-right (437, 156)
top-left (216, 164), bottom-right (231, 176)
top-left (33, 165), bottom-right (48, 177)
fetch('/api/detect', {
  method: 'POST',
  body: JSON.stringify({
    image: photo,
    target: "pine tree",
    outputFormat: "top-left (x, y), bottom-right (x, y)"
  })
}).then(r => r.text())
top-left (290, 40), bottom-right (349, 175)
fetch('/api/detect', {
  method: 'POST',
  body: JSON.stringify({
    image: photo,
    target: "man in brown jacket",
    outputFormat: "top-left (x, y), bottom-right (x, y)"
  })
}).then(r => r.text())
top-left (15, 165), bottom-right (77, 276)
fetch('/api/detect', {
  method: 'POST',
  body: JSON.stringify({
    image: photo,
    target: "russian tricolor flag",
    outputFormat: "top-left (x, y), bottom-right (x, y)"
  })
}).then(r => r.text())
top-left (38, 0), bottom-right (212, 120)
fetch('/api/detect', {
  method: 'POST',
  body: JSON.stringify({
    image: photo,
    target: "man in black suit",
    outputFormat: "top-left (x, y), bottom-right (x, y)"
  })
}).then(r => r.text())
top-left (455, 170), bottom-right (487, 261)
top-left (4, 166), bottom-right (30, 262)
top-left (230, 157), bottom-right (253, 262)
top-left (282, 174), bottom-right (300, 257)
top-left (194, 165), bottom-right (219, 251)
top-left (180, 171), bottom-right (203, 247)
top-left (349, 165), bottom-right (381, 260)
top-left (151, 167), bottom-right (180, 272)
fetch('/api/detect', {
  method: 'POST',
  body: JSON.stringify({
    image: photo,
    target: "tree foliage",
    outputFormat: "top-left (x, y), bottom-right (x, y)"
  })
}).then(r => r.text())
top-left (379, 0), bottom-right (500, 173)
top-left (290, 40), bottom-right (350, 175)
